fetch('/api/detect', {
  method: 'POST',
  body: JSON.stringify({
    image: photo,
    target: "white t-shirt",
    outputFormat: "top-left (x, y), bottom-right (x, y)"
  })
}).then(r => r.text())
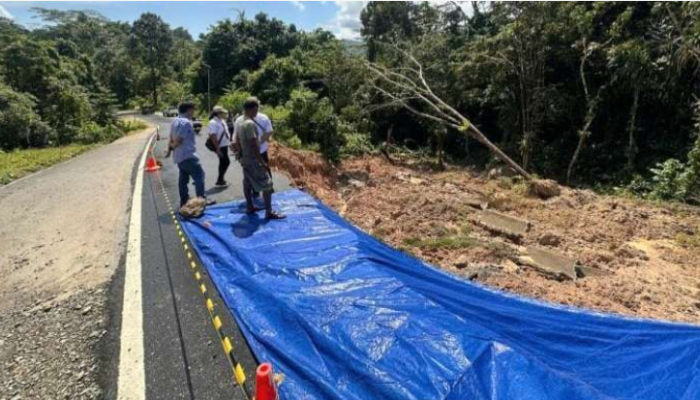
top-left (233, 113), bottom-right (273, 154)
top-left (208, 117), bottom-right (231, 147)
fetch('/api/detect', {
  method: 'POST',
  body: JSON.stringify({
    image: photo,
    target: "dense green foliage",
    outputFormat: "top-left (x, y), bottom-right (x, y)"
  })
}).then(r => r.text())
top-left (0, 9), bottom-right (195, 151)
top-left (3, 3), bottom-right (700, 203)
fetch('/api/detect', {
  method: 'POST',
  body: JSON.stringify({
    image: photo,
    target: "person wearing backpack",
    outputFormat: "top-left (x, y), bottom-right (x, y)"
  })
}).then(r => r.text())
top-left (207, 106), bottom-right (232, 187)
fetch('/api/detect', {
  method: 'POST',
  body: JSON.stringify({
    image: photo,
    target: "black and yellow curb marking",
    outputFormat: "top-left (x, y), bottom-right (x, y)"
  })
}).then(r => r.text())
top-left (155, 174), bottom-right (253, 400)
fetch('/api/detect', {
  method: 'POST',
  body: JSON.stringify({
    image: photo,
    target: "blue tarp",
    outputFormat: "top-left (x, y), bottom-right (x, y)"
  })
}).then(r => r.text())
top-left (181, 189), bottom-right (700, 400)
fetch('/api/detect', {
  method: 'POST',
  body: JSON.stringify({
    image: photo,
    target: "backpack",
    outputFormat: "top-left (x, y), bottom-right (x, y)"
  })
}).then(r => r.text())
top-left (205, 120), bottom-right (226, 152)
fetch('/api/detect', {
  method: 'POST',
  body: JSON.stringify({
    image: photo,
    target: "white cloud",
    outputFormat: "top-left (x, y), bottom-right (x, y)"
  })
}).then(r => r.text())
top-left (328, 1), bottom-right (367, 40)
top-left (429, 1), bottom-right (474, 17)
top-left (0, 5), bottom-right (13, 20)
top-left (290, 1), bottom-right (305, 11)
top-left (324, 1), bottom-right (473, 41)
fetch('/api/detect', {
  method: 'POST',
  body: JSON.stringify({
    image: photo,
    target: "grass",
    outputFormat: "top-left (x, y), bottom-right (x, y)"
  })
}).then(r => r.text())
top-left (117, 118), bottom-right (149, 134)
top-left (676, 230), bottom-right (700, 249)
top-left (0, 145), bottom-right (94, 185)
top-left (404, 224), bottom-right (478, 250)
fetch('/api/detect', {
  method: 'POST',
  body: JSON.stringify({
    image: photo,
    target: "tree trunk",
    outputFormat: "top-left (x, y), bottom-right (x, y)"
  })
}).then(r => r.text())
top-left (435, 129), bottom-right (445, 171)
top-left (152, 66), bottom-right (158, 107)
top-left (467, 122), bottom-right (533, 180)
top-left (567, 132), bottom-right (587, 186)
top-left (626, 88), bottom-right (640, 172)
top-left (567, 108), bottom-right (595, 186)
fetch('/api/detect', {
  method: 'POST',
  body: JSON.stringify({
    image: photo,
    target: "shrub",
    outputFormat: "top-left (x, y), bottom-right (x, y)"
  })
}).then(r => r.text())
top-left (219, 88), bottom-right (252, 115)
top-left (341, 132), bottom-right (374, 157)
top-left (76, 122), bottom-right (124, 144)
top-left (678, 133), bottom-right (700, 203)
top-left (118, 119), bottom-right (148, 133)
top-left (648, 159), bottom-right (686, 201)
top-left (263, 104), bottom-right (295, 144)
top-left (286, 135), bottom-right (303, 149)
top-left (286, 88), bottom-right (342, 163)
top-left (0, 83), bottom-right (53, 150)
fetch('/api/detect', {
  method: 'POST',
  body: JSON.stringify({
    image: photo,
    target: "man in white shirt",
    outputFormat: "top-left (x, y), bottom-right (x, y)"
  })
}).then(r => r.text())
top-left (232, 97), bottom-right (273, 196)
top-left (208, 106), bottom-right (232, 187)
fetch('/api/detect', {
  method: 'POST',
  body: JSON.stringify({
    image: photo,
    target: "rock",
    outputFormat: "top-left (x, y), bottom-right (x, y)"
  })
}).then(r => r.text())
top-left (460, 193), bottom-right (489, 210)
top-left (348, 179), bottom-right (366, 189)
top-left (81, 306), bottom-right (92, 315)
top-left (458, 262), bottom-right (500, 281)
top-left (454, 254), bottom-right (470, 269)
top-left (518, 246), bottom-right (577, 281)
top-left (476, 210), bottom-right (531, 240)
top-left (538, 233), bottom-right (562, 247)
top-left (575, 265), bottom-right (612, 278)
top-left (409, 177), bottom-right (424, 185)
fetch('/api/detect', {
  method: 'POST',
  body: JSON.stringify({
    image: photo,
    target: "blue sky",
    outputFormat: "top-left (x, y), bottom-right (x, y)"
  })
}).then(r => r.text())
top-left (0, 1), bottom-right (368, 39)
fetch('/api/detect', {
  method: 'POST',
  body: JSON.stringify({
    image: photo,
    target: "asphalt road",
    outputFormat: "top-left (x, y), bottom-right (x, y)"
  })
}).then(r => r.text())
top-left (130, 114), bottom-right (292, 400)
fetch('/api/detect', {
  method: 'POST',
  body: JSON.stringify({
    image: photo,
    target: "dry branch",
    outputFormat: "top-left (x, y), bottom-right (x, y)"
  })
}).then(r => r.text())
top-left (365, 43), bottom-right (532, 180)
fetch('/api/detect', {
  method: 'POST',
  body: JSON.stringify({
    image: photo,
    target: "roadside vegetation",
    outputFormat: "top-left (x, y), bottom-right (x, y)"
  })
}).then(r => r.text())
top-left (2, 3), bottom-right (700, 204)
top-left (200, 2), bottom-right (700, 205)
top-left (0, 144), bottom-right (93, 184)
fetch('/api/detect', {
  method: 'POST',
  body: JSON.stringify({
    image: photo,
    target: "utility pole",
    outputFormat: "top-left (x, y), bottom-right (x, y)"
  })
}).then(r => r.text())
top-left (202, 62), bottom-right (211, 113)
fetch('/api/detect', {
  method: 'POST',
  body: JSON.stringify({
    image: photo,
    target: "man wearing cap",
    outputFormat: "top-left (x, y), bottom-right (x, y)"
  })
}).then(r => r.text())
top-left (208, 106), bottom-right (232, 187)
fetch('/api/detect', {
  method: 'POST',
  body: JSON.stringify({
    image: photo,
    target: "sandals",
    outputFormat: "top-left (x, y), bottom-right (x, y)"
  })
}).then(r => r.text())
top-left (265, 211), bottom-right (286, 220)
top-left (246, 206), bottom-right (262, 214)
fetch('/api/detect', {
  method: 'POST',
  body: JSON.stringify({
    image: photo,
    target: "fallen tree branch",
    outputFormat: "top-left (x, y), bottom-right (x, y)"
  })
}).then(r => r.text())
top-left (365, 43), bottom-right (533, 180)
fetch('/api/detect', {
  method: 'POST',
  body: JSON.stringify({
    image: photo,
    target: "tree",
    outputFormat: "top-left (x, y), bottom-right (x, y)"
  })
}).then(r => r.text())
top-left (129, 13), bottom-right (173, 107)
top-left (198, 13), bottom-right (300, 97)
top-left (1, 38), bottom-right (60, 104)
top-left (361, 2), bottom-right (419, 62)
top-left (0, 83), bottom-right (52, 149)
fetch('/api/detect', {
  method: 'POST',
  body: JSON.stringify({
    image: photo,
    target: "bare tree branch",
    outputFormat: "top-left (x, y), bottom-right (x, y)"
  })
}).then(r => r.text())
top-left (365, 42), bottom-right (533, 180)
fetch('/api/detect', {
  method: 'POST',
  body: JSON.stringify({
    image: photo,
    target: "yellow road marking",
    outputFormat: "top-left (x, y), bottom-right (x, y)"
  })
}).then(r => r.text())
top-left (235, 364), bottom-right (246, 385)
top-left (223, 337), bottom-right (233, 354)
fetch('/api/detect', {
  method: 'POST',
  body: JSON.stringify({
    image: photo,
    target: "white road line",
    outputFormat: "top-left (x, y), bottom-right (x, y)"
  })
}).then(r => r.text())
top-left (117, 134), bottom-right (154, 400)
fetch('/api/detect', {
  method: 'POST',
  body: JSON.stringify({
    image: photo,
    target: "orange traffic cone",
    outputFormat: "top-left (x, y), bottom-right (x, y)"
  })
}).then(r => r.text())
top-left (145, 147), bottom-right (161, 172)
top-left (255, 363), bottom-right (278, 400)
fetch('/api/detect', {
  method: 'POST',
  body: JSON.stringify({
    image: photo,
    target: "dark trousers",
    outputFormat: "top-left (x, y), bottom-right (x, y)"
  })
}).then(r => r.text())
top-left (217, 147), bottom-right (230, 184)
top-left (178, 157), bottom-right (205, 207)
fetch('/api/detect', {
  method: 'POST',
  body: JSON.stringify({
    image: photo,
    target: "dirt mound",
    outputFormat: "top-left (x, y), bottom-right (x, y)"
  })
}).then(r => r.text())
top-left (268, 143), bottom-right (342, 208)
top-left (527, 179), bottom-right (561, 199)
top-left (271, 144), bottom-right (700, 324)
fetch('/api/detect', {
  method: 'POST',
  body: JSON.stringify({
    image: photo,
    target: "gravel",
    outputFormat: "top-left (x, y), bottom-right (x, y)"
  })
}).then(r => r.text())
top-left (0, 287), bottom-right (108, 400)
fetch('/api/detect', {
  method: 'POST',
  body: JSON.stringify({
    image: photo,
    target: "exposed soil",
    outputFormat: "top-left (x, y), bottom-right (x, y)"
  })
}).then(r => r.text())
top-left (269, 143), bottom-right (700, 325)
top-left (0, 125), bottom-right (154, 399)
